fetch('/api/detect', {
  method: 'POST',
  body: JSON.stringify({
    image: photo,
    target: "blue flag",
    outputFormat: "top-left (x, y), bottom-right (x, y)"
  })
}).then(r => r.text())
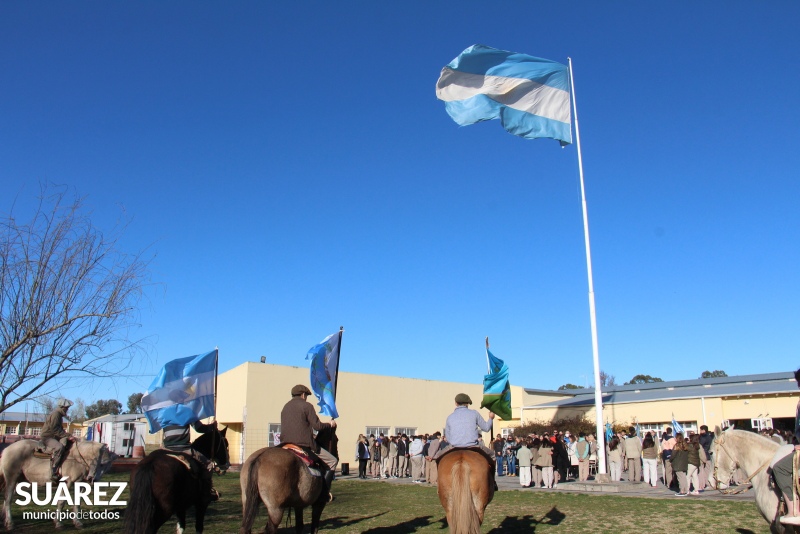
top-left (436, 44), bottom-right (572, 145)
top-left (307, 332), bottom-right (341, 418)
top-left (142, 349), bottom-right (217, 433)
top-left (671, 414), bottom-right (684, 434)
top-left (480, 348), bottom-right (512, 420)
top-left (605, 422), bottom-right (613, 443)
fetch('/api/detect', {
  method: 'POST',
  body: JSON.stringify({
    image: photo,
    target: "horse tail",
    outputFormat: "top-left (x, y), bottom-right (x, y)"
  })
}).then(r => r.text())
top-left (240, 453), bottom-right (263, 534)
top-left (449, 458), bottom-right (480, 534)
top-left (123, 460), bottom-right (157, 534)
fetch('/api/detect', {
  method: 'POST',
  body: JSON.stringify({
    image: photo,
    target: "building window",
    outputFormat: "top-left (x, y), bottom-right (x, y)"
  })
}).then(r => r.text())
top-left (5, 426), bottom-right (17, 435)
top-left (123, 423), bottom-right (134, 431)
top-left (394, 427), bottom-right (416, 437)
top-left (27, 427), bottom-right (41, 437)
top-left (638, 422), bottom-right (699, 439)
top-left (366, 427), bottom-right (390, 438)
top-left (268, 424), bottom-right (281, 447)
top-left (501, 428), bottom-right (514, 438)
top-left (122, 439), bottom-right (132, 448)
top-left (72, 429), bottom-right (82, 438)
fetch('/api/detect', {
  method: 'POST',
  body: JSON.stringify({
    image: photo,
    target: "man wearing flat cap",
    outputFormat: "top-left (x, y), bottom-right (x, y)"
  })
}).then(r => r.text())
top-left (280, 384), bottom-right (339, 500)
top-left (41, 398), bottom-right (77, 480)
top-left (439, 393), bottom-right (495, 458)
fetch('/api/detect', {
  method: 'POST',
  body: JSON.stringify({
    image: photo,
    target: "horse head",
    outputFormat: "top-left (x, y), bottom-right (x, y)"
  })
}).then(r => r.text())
top-left (712, 426), bottom-right (737, 490)
top-left (80, 442), bottom-right (116, 483)
top-left (193, 426), bottom-right (230, 473)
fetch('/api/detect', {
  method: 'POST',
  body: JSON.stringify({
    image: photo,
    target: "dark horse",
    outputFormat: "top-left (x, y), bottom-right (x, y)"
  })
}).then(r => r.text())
top-left (124, 427), bottom-right (230, 534)
top-left (240, 429), bottom-right (337, 534)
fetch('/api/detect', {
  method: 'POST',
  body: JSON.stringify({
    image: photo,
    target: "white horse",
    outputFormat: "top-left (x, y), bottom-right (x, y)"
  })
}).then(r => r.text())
top-left (0, 439), bottom-right (115, 530)
top-left (713, 426), bottom-right (798, 534)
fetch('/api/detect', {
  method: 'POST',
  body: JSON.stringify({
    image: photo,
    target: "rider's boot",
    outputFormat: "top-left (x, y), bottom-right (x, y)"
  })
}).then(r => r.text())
top-left (49, 459), bottom-right (59, 482)
top-left (323, 469), bottom-right (335, 502)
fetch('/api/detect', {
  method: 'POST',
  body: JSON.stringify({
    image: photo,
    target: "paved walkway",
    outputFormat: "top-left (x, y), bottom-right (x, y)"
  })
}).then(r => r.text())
top-left (339, 471), bottom-right (754, 502)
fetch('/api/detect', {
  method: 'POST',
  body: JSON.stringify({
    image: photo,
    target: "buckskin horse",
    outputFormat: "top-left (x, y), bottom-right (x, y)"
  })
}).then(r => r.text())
top-left (124, 426), bottom-right (229, 534)
top-left (436, 448), bottom-right (495, 534)
top-left (239, 430), bottom-right (337, 534)
top-left (0, 439), bottom-right (115, 530)
top-left (713, 426), bottom-right (800, 534)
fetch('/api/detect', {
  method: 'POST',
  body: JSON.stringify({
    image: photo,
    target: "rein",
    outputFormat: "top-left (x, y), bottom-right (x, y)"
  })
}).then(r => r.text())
top-left (713, 434), bottom-right (771, 495)
top-left (72, 443), bottom-right (98, 481)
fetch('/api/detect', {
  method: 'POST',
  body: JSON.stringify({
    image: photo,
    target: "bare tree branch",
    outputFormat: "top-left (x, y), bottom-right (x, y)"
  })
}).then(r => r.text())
top-left (0, 185), bottom-right (151, 413)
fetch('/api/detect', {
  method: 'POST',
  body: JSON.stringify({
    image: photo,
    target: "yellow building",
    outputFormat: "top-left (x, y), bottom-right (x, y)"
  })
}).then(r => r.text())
top-left (215, 362), bottom-right (797, 465)
top-left (521, 372), bottom-right (798, 437)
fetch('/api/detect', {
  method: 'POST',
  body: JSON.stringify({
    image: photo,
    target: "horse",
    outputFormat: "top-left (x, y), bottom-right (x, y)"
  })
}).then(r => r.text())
top-left (124, 426), bottom-right (229, 534)
top-left (0, 439), bottom-right (115, 530)
top-left (712, 426), bottom-right (799, 534)
top-left (239, 430), bottom-right (337, 534)
top-left (436, 448), bottom-right (494, 534)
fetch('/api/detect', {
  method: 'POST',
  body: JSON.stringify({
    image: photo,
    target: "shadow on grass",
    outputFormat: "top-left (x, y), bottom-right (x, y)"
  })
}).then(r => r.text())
top-left (487, 506), bottom-right (566, 533)
top-left (320, 511), bottom-right (389, 530)
top-left (735, 530), bottom-right (757, 534)
top-left (361, 515), bottom-right (436, 533)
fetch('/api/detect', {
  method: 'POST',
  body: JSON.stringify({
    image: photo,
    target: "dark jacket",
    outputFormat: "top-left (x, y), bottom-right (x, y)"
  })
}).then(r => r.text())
top-left (397, 438), bottom-right (407, 456)
top-left (279, 396), bottom-right (331, 450)
top-left (163, 420), bottom-right (215, 452)
top-left (698, 432), bottom-right (714, 458)
top-left (357, 441), bottom-right (370, 460)
top-left (670, 449), bottom-right (689, 472)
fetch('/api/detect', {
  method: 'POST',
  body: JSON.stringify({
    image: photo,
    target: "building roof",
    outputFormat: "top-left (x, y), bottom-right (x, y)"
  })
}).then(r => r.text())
top-left (524, 371), bottom-right (797, 409)
top-left (0, 412), bottom-right (46, 423)
top-left (85, 413), bottom-right (145, 424)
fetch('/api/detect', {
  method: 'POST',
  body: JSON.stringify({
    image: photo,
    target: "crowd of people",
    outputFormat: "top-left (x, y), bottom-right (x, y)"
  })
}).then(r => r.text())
top-left (355, 432), bottom-right (446, 485)
top-left (353, 423), bottom-right (797, 497)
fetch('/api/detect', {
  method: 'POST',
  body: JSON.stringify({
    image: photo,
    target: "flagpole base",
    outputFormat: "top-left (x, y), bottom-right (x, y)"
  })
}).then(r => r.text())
top-left (594, 473), bottom-right (611, 484)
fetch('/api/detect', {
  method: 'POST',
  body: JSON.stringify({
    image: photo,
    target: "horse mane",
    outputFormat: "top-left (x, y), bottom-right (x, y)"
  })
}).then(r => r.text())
top-left (722, 429), bottom-right (780, 452)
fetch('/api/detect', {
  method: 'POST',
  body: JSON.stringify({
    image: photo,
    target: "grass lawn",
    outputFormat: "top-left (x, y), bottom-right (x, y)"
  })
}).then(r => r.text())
top-left (6, 472), bottom-right (771, 533)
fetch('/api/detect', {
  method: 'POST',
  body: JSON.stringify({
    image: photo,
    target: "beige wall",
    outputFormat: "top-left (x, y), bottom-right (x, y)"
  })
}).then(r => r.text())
top-left (217, 362), bottom-right (502, 464)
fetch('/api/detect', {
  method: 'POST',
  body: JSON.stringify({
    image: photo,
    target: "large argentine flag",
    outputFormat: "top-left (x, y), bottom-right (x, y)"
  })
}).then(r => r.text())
top-left (436, 44), bottom-right (572, 145)
top-left (142, 349), bottom-right (217, 433)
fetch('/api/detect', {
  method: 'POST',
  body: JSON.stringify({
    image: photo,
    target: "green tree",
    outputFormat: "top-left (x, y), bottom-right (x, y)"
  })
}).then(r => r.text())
top-left (701, 370), bottom-right (727, 378)
top-left (127, 392), bottom-right (144, 414)
top-left (557, 383), bottom-right (582, 390)
top-left (85, 399), bottom-right (122, 420)
top-left (625, 374), bottom-right (664, 385)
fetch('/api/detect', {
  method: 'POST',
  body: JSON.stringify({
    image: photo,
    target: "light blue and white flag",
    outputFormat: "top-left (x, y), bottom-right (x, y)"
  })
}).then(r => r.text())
top-left (671, 414), bottom-right (684, 434)
top-left (307, 332), bottom-right (341, 419)
top-left (142, 349), bottom-right (217, 433)
top-left (436, 44), bottom-right (572, 145)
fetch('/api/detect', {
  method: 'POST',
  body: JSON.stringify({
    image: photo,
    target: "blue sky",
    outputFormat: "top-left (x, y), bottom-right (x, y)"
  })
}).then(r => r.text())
top-left (2, 2), bottom-right (798, 408)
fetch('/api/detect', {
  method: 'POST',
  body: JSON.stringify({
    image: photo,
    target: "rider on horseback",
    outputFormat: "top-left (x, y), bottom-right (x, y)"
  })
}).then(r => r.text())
top-left (436, 393), bottom-right (497, 489)
top-left (280, 384), bottom-right (338, 502)
top-left (774, 367), bottom-right (800, 526)
top-left (162, 420), bottom-right (220, 501)
top-left (42, 398), bottom-right (77, 481)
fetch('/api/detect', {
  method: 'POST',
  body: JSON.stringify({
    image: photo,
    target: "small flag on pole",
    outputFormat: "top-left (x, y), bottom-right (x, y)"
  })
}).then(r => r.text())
top-left (480, 345), bottom-right (512, 421)
top-left (671, 414), bottom-right (684, 434)
top-left (605, 422), bottom-right (613, 443)
top-left (142, 349), bottom-right (217, 433)
top-left (307, 332), bottom-right (341, 418)
top-left (436, 44), bottom-right (572, 145)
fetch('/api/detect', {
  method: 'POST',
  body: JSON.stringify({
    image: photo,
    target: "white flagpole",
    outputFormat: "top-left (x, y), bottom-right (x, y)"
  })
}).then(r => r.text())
top-left (568, 57), bottom-right (607, 477)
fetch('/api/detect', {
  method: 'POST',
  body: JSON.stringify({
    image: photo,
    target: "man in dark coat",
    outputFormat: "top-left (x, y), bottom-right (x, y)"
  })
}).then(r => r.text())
top-left (41, 398), bottom-right (77, 480)
top-left (280, 384), bottom-right (338, 500)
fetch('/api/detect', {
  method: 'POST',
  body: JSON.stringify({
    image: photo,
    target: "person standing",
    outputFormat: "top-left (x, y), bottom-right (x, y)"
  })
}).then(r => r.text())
top-left (517, 440), bottom-right (533, 487)
top-left (774, 368), bottom-right (800, 525)
top-left (607, 436), bottom-right (623, 482)
top-left (698, 425), bottom-right (715, 489)
top-left (576, 433), bottom-right (590, 481)
top-left (686, 434), bottom-right (706, 495)
top-left (641, 433), bottom-right (660, 487)
top-left (388, 436), bottom-right (398, 478)
top-left (670, 433), bottom-right (689, 496)
top-left (409, 435), bottom-right (425, 482)
top-left (661, 427), bottom-right (677, 490)
top-left (536, 439), bottom-right (554, 488)
top-left (380, 437), bottom-right (390, 479)
top-left (356, 435), bottom-right (370, 479)
top-left (397, 434), bottom-right (409, 478)
top-left (426, 432), bottom-right (441, 486)
top-left (624, 427), bottom-right (642, 482)
top-left (370, 438), bottom-right (382, 479)
top-left (493, 434), bottom-right (505, 476)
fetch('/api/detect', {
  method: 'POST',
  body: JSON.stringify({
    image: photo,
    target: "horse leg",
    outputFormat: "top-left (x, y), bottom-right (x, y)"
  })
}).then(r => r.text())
top-left (294, 507), bottom-right (304, 534)
top-left (2, 471), bottom-right (16, 531)
top-left (263, 505), bottom-right (283, 534)
top-left (310, 501), bottom-right (326, 534)
top-left (175, 508), bottom-right (186, 534)
top-left (194, 503), bottom-right (208, 534)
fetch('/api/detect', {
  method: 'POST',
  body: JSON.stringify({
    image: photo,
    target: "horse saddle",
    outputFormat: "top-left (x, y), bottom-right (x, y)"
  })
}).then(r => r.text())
top-left (436, 446), bottom-right (496, 468)
top-left (31, 439), bottom-right (73, 459)
top-left (280, 444), bottom-right (323, 477)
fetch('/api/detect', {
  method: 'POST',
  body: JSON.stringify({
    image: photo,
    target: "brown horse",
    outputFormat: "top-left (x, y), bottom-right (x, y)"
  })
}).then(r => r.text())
top-left (123, 427), bottom-right (229, 534)
top-left (437, 448), bottom-right (494, 534)
top-left (239, 445), bottom-right (329, 534)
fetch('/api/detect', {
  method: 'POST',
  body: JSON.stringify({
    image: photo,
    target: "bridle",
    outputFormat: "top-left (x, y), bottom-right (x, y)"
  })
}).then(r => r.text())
top-left (713, 432), bottom-right (770, 495)
top-left (72, 442), bottom-right (101, 483)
